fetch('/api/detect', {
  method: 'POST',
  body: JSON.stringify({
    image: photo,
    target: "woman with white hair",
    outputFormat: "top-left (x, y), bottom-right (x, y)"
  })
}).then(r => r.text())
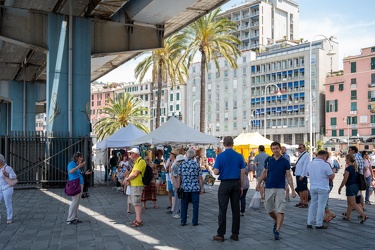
top-left (178, 148), bottom-right (203, 226)
top-left (0, 154), bottom-right (17, 224)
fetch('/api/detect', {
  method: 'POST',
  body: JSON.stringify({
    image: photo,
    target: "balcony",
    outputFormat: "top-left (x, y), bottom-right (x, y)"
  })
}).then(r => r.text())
top-left (368, 82), bottom-right (375, 88)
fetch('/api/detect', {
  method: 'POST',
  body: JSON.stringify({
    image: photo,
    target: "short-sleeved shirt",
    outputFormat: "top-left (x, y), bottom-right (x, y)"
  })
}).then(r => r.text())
top-left (129, 157), bottom-right (146, 187)
top-left (282, 153), bottom-right (290, 163)
top-left (254, 152), bottom-right (270, 174)
top-left (295, 151), bottom-right (310, 177)
top-left (179, 159), bottom-right (202, 192)
top-left (345, 165), bottom-right (359, 187)
top-left (265, 156), bottom-right (290, 189)
top-left (214, 148), bottom-right (245, 180)
top-left (242, 164), bottom-right (250, 190)
top-left (307, 158), bottom-right (333, 191)
top-left (354, 153), bottom-right (364, 174)
top-left (67, 161), bottom-right (84, 184)
top-left (171, 161), bottom-right (182, 177)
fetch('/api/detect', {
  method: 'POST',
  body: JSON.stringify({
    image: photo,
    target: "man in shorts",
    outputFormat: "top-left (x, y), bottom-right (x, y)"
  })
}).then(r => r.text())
top-left (295, 144), bottom-right (310, 208)
top-left (125, 147), bottom-right (146, 227)
top-left (256, 141), bottom-right (296, 240)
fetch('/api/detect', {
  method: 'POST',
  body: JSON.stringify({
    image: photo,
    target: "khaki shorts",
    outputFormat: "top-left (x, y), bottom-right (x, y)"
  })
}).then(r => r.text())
top-left (130, 186), bottom-right (143, 206)
top-left (264, 188), bottom-right (286, 214)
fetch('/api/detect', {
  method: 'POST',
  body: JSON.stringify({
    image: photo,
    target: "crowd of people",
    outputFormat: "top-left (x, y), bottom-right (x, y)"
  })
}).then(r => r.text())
top-left (58, 142), bottom-right (373, 242)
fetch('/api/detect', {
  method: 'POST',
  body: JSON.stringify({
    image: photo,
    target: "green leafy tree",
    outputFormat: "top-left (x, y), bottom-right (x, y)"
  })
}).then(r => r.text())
top-left (94, 93), bottom-right (149, 140)
top-left (134, 34), bottom-right (188, 128)
top-left (183, 8), bottom-right (241, 132)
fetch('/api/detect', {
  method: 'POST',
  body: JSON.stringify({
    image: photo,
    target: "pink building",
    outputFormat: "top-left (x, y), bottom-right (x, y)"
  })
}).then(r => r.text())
top-left (325, 46), bottom-right (375, 151)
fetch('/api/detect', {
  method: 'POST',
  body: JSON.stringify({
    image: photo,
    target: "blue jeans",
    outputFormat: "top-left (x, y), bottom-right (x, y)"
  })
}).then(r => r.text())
top-left (181, 192), bottom-right (200, 225)
top-left (240, 188), bottom-right (248, 213)
top-left (307, 188), bottom-right (329, 227)
top-left (365, 176), bottom-right (372, 202)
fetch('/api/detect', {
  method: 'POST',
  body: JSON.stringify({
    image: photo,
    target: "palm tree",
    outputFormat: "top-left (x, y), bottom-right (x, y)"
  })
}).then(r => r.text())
top-left (134, 34), bottom-right (188, 129)
top-left (183, 8), bottom-right (241, 133)
top-left (94, 92), bottom-right (149, 141)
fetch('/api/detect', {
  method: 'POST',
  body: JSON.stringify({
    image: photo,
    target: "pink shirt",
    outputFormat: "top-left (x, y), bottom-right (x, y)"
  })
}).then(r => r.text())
top-left (363, 159), bottom-right (371, 178)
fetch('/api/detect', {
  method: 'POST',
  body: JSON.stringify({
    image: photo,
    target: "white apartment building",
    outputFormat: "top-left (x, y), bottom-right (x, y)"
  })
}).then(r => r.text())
top-left (218, 0), bottom-right (300, 51)
top-left (186, 38), bottom-right (340, 145)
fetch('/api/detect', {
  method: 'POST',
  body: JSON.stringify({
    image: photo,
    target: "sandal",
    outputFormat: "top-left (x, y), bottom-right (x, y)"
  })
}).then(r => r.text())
top-left (131, 220), bottom-right (143, 227)
top-left (360, 216), bottom-right (368, 224)
top-left (153, 206), bottom-right (159, 209)
top-left (342, 216), bottom-right (350, 221)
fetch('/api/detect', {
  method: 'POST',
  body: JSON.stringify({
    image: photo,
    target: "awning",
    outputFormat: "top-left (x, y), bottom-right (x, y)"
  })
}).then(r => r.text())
top-left (282, 94), bottom-right (287, 100)
top-left (288, 82), bottom-right (293, 88)
top-left (300, 68), bottom-right (305, 72)
top-left (281, 106), bottom-right (287, 111)
top-left (288, 70), bottom-right (293, 74)
top-left (293, 105), bottom-right (299, 111)
top-left (282, 71), bottom-right (287, 75)
top-left (287, 106), bottom-right (293, 111)
top-left (294, 81), bottom-right (299, 87)
top-left (300, 92), bottom-right (305, 98)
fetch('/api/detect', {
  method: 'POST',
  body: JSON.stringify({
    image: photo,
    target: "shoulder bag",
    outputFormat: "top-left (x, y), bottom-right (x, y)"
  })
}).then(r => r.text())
top-left (64, 178), bottom-right (81, 196)
top-left (358, 173), bottom-right (368, 191)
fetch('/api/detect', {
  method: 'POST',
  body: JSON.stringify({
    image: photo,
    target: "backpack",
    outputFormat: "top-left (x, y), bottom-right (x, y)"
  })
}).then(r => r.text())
top-left (142, 163), bottom-right (154, 186)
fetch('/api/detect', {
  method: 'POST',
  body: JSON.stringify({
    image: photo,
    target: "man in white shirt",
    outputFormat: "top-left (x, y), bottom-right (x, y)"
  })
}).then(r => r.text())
top-left (294, 144), bottom-right (310, 208)
top-left (369, 149), bottom-right (375, 169)
top-left (306, 150), bottom-right (335, 229)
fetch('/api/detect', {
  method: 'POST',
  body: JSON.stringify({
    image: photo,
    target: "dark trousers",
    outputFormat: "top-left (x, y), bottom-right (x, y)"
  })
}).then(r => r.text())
top-left (217, 180), bottom-right (241, 237)
top-left (181, 192), bottom-right (200, 225)
top-left (240, 188), bottom-right (248, 213)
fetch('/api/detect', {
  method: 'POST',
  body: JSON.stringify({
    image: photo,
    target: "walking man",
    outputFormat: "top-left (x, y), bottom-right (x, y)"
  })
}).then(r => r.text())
top-left (306, 150), bottom-right (335, 229)
top-left (254, 145), bottom-right (270, 199)
top-left (295, 144), bottom-right (310, 208)
top-left (213, 136), bottom-right (245, 242)
top-left (125, 147), bottom-right (146, 227)
top-left (256, 141), bottom-right (296, 240)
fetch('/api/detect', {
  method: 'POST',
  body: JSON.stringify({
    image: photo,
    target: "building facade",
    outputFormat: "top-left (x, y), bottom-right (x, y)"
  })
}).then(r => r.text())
top-left (325, 46), bottom-right (375, 151)
top-left (186, 38), bottom-right (339, 145)
top-left (218, 0), bottom-right (300, 51)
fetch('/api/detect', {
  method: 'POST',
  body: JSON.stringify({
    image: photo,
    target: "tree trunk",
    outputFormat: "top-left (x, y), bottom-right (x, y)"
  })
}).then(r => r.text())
top-left (156, 62), bottom-right (162, 128)
top-left (199, 52), bottom-right (206, 133)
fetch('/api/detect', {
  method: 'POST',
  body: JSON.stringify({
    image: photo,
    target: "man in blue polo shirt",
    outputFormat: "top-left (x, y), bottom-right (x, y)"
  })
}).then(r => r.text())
top-left (212, 136), bottom-right (245, 242)
top-left (256, 141), bottom-right (296, 240)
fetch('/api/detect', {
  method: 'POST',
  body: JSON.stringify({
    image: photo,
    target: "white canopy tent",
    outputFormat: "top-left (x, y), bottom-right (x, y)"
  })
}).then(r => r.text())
top-left (131, 117), bottom-right (220, 146)
top-left (94, 124), bottom-right (147, 149)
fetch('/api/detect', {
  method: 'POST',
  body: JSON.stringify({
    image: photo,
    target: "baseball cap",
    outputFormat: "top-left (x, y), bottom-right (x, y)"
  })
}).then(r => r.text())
top-left (128, 147), bottom-right (140, 154)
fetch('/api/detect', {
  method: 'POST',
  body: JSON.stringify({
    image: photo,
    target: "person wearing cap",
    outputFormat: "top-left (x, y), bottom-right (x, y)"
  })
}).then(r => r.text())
top-left (66, 152), bottom-right (92, 225)
top-left (124, 147), bottom-right (146, 227)
top-left (0, 154), bottom-right (17, 224)
top-left (170, 154), bottom-right (185, 219)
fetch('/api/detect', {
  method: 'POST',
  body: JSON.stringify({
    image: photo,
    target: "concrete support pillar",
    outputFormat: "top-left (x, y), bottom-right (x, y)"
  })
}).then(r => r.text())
top-left (46, 14), bottom-right (91, 136)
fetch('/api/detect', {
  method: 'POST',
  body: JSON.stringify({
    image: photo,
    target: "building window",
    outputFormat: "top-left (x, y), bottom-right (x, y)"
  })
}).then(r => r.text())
top-left (351, 129), bottom-right (358, 136)
top-left (351, 90), bottom-right (357, 100)
top-left (371, 115), bottom-right (375, 123)
top-left (371, 57), bottom-right (375, 70)
top-left (176, 92), bottom-right (180, 100)
top-left (233, 70), bottom-right (237, 78)
top-left (339, 84), bottom-right (344, 91)
top-left (369, 90), bottom-right (375, 101)
top-left (216, 72), bottom-right (219, 78)
top-left (224, 60), bottom-right (228, 67)
top-left (224, 70), bottom-right (228, 77)
top-left (372, 47), bottom-right (375, 52)
top-left (192, 66), bottom-right (195, 73)
top-left (351, 116), bottom-right (358, 125)
top-left (339, 129), bottom-right (344, 136)
top-left (351, 102), bottom-right (357, 111)
top-left (170, 105), bottom-right (173, 111)
top-left (243, 56), bottom-right (246, 63)
top-left (329, 85), bottom-right (334, 92)
top-left (330, 117), bottom-right (337, 126)
top-left (350, 78), bottom-right (356, 88)
top-left (351, 62), bottom-right (356, 73)
top-left (176, 104), bottom-right (180, 111)
top-left (332, 130), bottom-right (337, 136)
top-left (170, 93), bottom-right (173, 101)
top-left (208, 73), bottom-right (211, 80)
top-left (326, 100), bottom-right (338, 112)
top-left (243, 67), bottom-right (247, 76)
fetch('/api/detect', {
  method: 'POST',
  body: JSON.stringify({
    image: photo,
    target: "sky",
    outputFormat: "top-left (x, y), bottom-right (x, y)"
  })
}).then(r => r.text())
top-left (97, 0), bottom-right (375, 83)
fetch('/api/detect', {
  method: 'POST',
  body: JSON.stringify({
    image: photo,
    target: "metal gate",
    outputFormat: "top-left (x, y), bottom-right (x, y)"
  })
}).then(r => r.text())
top-left (0, 131), bottom-right (92, 188)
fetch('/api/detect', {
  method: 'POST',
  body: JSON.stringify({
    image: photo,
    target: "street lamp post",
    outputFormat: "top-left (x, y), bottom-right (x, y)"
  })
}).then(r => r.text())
top-left (343, 116), bottom-right (350, 151)
top-left (309, 35), bottom-right (336, 160)
top-left (263, 83), bottom-right (281, 138)
top-left (192, 100), bottom-right (200, 129)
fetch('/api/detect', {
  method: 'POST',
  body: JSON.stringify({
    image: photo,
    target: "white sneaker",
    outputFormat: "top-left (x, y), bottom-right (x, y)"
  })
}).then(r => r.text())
top-left (173, 214), bottom-right (180, 219)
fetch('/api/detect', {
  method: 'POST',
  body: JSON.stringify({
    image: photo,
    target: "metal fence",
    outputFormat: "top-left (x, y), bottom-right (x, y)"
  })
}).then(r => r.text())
top-left (0, 131), bottom-right (92, 188)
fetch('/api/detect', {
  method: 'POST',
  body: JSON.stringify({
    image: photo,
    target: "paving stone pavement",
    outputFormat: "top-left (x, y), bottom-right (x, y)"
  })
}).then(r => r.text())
top-left (0, 167), bottom-right (374, 250)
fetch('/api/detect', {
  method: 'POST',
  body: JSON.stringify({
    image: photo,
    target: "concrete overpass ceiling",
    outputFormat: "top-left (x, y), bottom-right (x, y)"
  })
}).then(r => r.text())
top-left (0, 0), bottom-right (228, 82)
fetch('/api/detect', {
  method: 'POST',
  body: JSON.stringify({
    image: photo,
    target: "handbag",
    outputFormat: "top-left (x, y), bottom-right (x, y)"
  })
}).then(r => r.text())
top-left (3, 165), bottom-right (18, 186)
top-left (177, 187), bottom-right (184, 199)
top-left (357, 173), bottom-right (368, 191)
top-left (64, 178), bottom-right (81, 196)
